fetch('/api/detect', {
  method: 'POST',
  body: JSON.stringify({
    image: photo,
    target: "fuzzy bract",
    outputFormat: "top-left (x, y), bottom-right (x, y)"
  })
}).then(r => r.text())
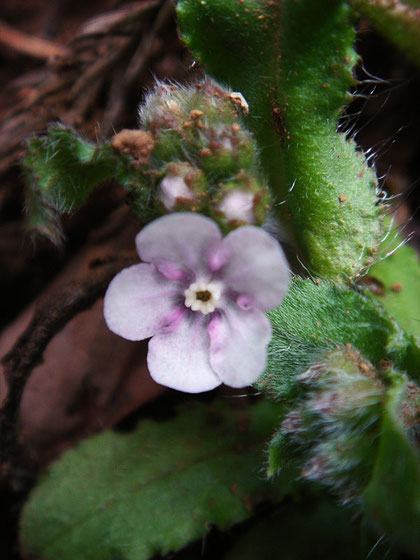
top-left (104, 213), bottom-right (290, 392)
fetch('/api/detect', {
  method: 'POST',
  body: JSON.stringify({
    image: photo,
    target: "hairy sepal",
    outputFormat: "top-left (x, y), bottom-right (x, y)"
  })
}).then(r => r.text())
top-left (268, 347), bottom-right (420, 557)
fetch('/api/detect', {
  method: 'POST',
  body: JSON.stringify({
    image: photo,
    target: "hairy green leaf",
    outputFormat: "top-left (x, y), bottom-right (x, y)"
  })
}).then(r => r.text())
top-left (348, 0), bottom-right (420, 67)
top-left (24, 126), bottom-right (136, 243)
top-left (224, 499), bottom-right (399, 560)
top-left (363, 228), bottom-right (420, 339)
top-left (258, 277), bottom-right (420, 400)
top-left (177, 0), bottom-right (382, 279)
top-left (20, 400), bottom-right (288, 560)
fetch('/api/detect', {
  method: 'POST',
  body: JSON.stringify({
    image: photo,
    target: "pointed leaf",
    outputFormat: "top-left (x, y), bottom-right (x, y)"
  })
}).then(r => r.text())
top-left (362, 372), bottom-right (420, 558)
top-left (364, 229), bottom-right (420, 339)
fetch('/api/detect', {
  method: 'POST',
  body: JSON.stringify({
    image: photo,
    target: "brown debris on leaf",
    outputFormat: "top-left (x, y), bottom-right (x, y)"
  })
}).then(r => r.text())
top-left (111, 129), bottom-right (155, 164)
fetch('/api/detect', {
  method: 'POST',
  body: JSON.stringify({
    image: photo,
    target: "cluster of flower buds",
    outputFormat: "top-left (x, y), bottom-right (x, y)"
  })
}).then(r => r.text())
top-left (112, 79), bottom-right (269, 231)
top-left (271, 345), bottom-right (420, 503)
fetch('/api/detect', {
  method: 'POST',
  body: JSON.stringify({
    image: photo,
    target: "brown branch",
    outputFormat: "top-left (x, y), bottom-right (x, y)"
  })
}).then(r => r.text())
top-left (124, 0), bottom-right (175, 87)
top-left (0, 0), bottom-right (165, 175)
top-left (0, 20), bottom-right (69, 61)
top-left (0, 252), bottom-right (137, 482)
top-left (77, 0), bottom-right (160, 37)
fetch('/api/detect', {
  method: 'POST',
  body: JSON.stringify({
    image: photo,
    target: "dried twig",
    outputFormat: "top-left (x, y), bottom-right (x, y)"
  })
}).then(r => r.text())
top-left (0, 19), bottom-right (69, 61)
top-left (0, 252), bottom-right (137, 482)
top-left (123, 0), bottom-right (174, 87)
top-left (0, 0), bottom-right (164, 175)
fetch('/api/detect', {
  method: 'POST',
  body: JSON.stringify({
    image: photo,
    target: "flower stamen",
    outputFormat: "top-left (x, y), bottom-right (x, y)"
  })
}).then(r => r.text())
top-left (184, 281), bottom-right (221, 315)
top-left (196, 290), bottom-right (212, 302)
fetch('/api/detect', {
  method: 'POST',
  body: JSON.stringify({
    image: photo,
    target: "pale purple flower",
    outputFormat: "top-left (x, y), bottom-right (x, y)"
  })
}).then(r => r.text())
top-left (104, 213), bottom-right (289, 393)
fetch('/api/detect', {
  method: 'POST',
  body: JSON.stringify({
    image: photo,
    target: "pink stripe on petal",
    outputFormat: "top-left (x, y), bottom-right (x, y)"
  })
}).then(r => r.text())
top-left (104, 263), bottom-right (181, 341)
top-left (147, 312), bottom-right (221, 393)
top-left (157, 262), bottom-right (189, 281)
top-left (208, 305), bottom-right (272, 388)
top-left (208, 245), bottom-right (229, 272)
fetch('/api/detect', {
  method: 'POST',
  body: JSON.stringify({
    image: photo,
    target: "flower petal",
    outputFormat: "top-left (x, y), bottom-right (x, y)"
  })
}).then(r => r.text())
top-left (147, 311), bottom-right (221, 393)
top-left (104, 263), bottom-right (181, 341)
top-left (217, 226), bottom-right (290, 310)
top-left (136, 213), bottom-right (222, 277)
top-left (208, 305), bottom-right (271, 387)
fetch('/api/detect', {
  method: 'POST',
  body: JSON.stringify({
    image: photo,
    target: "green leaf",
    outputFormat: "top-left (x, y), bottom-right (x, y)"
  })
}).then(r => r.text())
top-left (20, 400), bottom-right (289, 560)
top-left (258, 277), bottom-right (420, 400)
top-left (24, 125), bottom-right (135, 243)
top-left (362, 371), bottom-right (420, 558)
top-left (177, 0), bottom-right (382, 280)
top-left (363, 229), bottom-right (420, 340)
top-left (224, 498), bottom-right (400, 560)
top-left (347, 0), bottom-right (420, 68)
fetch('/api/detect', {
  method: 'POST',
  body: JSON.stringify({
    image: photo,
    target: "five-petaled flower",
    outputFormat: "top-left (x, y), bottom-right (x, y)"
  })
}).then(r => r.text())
top-left (104, 213), bottom-right (289, 392)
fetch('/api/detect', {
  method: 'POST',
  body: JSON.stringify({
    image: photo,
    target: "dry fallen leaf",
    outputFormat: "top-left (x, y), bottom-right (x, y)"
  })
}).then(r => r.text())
top-left (0, 207), bottom-right (165, 468)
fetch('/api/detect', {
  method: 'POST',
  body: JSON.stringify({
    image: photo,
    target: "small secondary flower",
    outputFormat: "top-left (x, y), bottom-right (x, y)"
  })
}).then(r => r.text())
top-left (104, 213), bottom-right (289, 393)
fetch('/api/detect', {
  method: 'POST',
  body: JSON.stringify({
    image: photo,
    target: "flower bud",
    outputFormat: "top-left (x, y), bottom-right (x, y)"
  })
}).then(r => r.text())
top-left (156, 162), bottom-right (205, 212)
top-left (270, 345), bottom-right (420, 502)
top-left (217, 190), bottom-right (256, 225)
top-left (213, 171), bottom-right (269, 228)
top-left (135, 78), bottom-right (270, 230)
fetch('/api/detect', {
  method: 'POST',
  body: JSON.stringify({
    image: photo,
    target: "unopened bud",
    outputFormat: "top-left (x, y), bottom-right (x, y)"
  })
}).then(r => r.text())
top-left (158, 176), bottom-right (195, 210)
top-left (214, 171), bottom-right (269, 228)
top-left (270, 345), bottom-right (420, 503)
top-left (217, 190), bottom-right (256, 224)
top-left (135, 78), bottom-right (270, 230)
top-left (156, 162), bottom-right (205, 212)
